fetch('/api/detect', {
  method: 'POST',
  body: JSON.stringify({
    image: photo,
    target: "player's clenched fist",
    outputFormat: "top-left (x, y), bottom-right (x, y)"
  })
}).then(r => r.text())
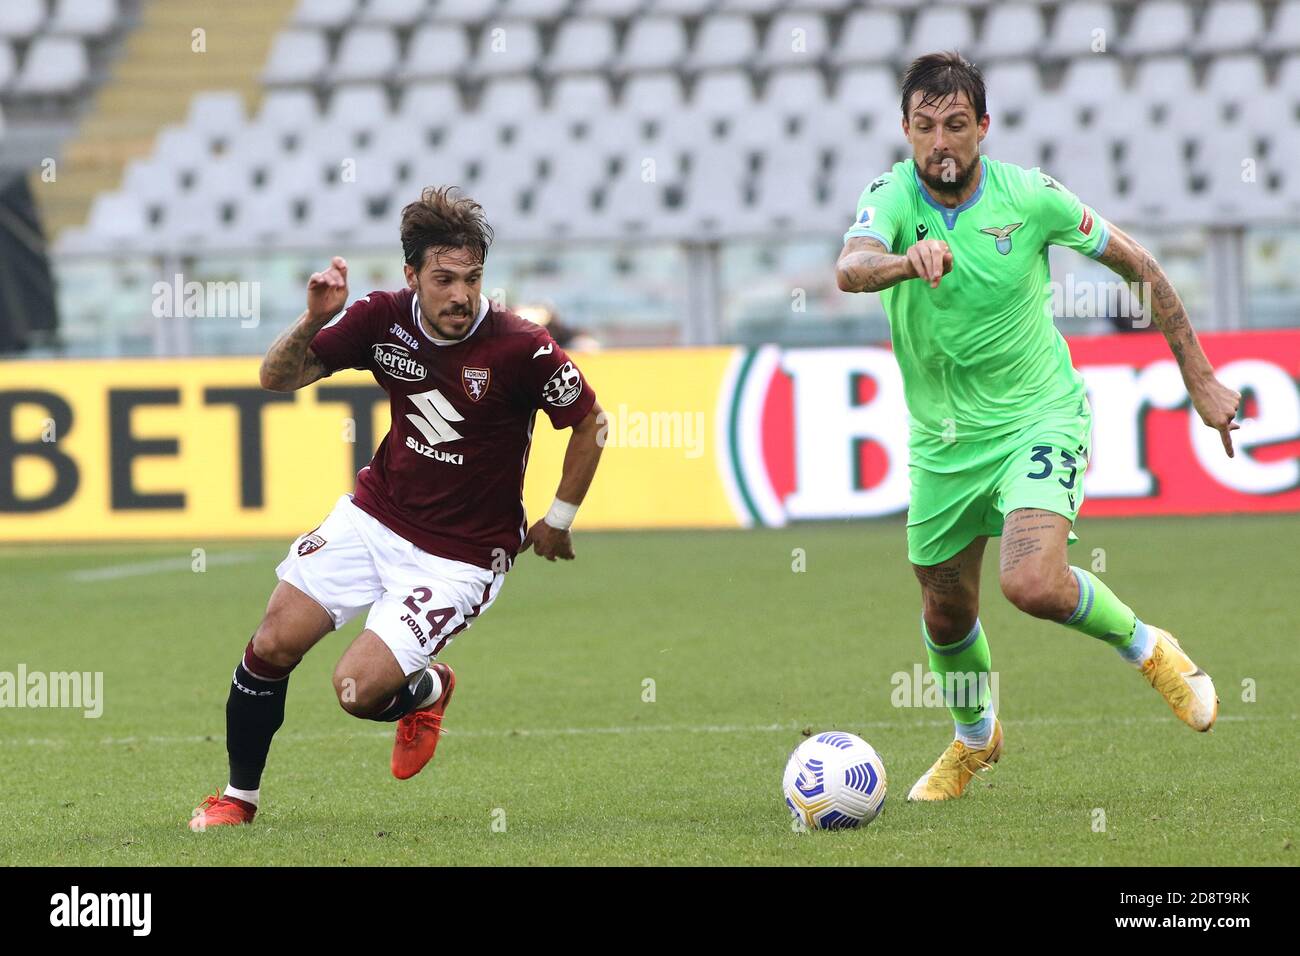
top-left (307, 256), bottom-right (349, 321)
top-left (906, 239), bottom-right (953, 289)
top-left (522, 519), bottom-right (575, 561)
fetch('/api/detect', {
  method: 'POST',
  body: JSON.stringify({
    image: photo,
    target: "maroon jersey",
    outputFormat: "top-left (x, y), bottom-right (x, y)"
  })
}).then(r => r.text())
top-left (308, 288), bottom-right (596, 570)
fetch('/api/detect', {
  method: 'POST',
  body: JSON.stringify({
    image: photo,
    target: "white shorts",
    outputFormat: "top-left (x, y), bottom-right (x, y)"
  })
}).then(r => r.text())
top-left (276, 495), bottom-right (504, 676)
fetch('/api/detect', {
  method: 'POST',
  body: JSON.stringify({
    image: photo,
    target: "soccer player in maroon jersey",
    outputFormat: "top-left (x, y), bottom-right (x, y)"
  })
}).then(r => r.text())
top-left (189, 187), bottom-right (604, 829)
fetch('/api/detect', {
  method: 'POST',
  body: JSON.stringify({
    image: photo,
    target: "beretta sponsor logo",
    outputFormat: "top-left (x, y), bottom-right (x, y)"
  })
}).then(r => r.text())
top-left (373, 343), bottom-right (426, 381)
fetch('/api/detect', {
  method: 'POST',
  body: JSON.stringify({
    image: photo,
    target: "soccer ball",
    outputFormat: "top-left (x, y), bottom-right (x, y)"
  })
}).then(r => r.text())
top-left (783, 731), bottom-right (887, 830)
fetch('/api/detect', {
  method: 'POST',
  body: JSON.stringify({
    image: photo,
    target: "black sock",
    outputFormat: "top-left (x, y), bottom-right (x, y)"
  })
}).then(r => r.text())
top-left (369, 670), bottom-right (433, 722)
top-left (226, 639), bottom-right (293, 791)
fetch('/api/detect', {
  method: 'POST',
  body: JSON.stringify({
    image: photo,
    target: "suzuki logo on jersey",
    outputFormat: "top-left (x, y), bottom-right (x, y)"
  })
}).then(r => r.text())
top-left (389, 323), bottom-right (419, 350)
top-left (374, 343), bottom-right (426, 381)
top-left (404, 388), bottom-right (465, 464)
top-left (462, 367), bottom-right (490, 402)
top-left (979, 222), bottom-right (1024, 256)
top-left (543, 362), bottom-right (583, 408)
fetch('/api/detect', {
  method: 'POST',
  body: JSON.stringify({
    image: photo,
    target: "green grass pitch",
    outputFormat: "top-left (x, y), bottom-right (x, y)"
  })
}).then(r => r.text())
top-left (0, 515), bottom-right (1295, 866)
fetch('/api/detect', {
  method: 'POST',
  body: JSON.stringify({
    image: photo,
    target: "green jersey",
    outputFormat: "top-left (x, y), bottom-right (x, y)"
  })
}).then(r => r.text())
top-left (844, 156), bottom-right (1109, 468)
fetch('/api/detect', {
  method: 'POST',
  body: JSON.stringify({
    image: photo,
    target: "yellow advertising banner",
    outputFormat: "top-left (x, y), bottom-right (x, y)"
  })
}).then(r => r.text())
top-left (0, 350), bottom-right (743, 541)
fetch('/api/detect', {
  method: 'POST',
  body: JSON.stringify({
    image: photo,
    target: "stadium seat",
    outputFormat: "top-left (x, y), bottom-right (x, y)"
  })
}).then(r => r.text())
top-left (687, 15), bottom-right (759, 74)
top-left (1043, 3), bottom-right (1116, 59)
top-left (333, 27), bottom-right (401, 83)
top-left (764, 68), bottom-right (826, 111)
top-left (618, 18), bottom-right (687, 74)
top-left (0, 40), bottom-right (15, 92)
top-left (976, 6), bottom-right (1045, 62)
top-left (831, 65), bottom-right (901, 121)
top-left (402, 24), bottom-right (471, 80)
top-left (225, 191), bottom-right (297, 246)
top-left (255, 88), bottom-right (322, 135)
top-left (648, 0), bottom-right (717, 15)
top-left (121, 156), bottom-right (182, 206)
top-left (1057, 58), bottom-right (1124, 111)
top-left (719, 0), bottom-right (785, 14)
top-left (396, 79), bottom-right (463, 124)
top-left (622, 72), bottom-right (686, 116)
top-left (186, 91), bottom-right (247, 138)
top-left (1048, 137), bottom-right (1118, 213)
top-left (14, 36), bottom-right (89, 96)
top-left (1121, 130), bottom-right (1189, 220)
top-left (303, 184), bottom-right (370, 238)
top-left (983, 61), bottom-right (1043, 114)
top-left (1263, 1), bottom-right (1300, 53)
top-left (478, 75), bottom-right (543, 116)
top-left (472, 21), bottom-right (542, 77)
top-left (546, 19), bottom-right (616, 75)
top-left (693, 69), bottom-right (755, 115)
top-left (1124, 1), bottom-right (1195, 56)
top-left (262, 30), bottom-right (330, 86)
top-left (1190, 0), bottom-right (1263, 55)
top-left (500, 0), bottom-right (571, 19)
top-left (192, 155), bottom-right (257, 205)
top-left (1193, 0), bottom-right (1265, 54)
top-left (429, 0), bottom-right (501, 23)
top-left (1204, 54), bottom-right (1268, 108)
top-left (573, 0), bottom-right (644, 16)
top-left (758, 12), bottom-right (830, 70)
top-left (326, 83), bottom-right (394, 136)
top-left (906, 7), bottom-right (975, 62)
top-left (830, 10), bottom-right (903, 67)
top-left (982, 128), bottom-right (1044, 171)
top-left (85, 193), bottom-right (148, 244)
top-left (48, 0), bottom-right (119, 39)
top-left (725, 109), bottom-right (789, 149)
top-left (153, 125), bottom-right (215, 174)
top-left (292, 0), bottom-right (358, 30)
top-left (359, 0), bottom-right (430, 28)
top-left (550, 74), bottom-right (614, 115)
top-left (0, 0), bottom-right (45, 40)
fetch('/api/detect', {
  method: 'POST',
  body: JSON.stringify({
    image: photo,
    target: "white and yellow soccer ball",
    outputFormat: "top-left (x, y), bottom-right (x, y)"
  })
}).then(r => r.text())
top-left (783, 731), bottom-right (887, 830)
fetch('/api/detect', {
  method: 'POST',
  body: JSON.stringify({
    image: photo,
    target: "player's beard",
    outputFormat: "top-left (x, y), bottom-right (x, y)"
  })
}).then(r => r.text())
top-left (916, 152), bottom-right (980, 197)
top-left (419, 294), bottom-right (477, 340)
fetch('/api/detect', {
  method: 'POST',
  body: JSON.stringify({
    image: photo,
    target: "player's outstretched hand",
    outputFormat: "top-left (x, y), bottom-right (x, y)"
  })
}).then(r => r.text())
top-left (906, 239), bottom-right (953, 289)
top-left (307, 256), bottom-right (349, 321)
top-left (1191, 376), bottom-right (1243, 458)
top-left (522, 519), bottom-right (575, 561)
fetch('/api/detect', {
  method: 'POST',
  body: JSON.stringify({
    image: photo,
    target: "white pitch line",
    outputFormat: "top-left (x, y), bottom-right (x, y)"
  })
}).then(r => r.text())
top-left (67, 551), bottom-right (264, 582)
top-left (0, 712), bottom-right (1289, 749)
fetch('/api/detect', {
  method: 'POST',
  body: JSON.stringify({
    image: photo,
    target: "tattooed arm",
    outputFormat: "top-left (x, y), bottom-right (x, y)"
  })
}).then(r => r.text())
top-left (836, 236), bottom-right (953, 293)
top-left (259, 256), bottom-right (348, 392)
top-left (1094, 225), bottom-right (1242, 457)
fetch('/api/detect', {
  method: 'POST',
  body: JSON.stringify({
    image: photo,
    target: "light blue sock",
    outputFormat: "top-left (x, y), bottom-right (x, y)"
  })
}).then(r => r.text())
top-left (1117, 618), bottom-right (1156, 665)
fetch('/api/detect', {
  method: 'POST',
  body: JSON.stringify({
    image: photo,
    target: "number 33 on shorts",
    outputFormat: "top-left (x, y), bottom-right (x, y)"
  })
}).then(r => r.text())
top-left (1007, 441), bottom-right (1089, 518)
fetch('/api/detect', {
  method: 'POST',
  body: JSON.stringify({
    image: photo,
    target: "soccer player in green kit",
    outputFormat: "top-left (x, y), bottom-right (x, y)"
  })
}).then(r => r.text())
top-left (835, 53), bottom-right (1243, 801)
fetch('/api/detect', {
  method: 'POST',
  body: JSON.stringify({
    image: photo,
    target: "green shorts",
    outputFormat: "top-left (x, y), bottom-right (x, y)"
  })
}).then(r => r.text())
top-left (906, 409), bottom-right (1093, 567)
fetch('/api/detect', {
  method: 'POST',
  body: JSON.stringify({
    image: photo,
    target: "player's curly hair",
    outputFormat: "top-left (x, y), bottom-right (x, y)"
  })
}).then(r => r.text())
top-left (400, 185), bottom-right (495, 270)
top-left (901, 51), bottom-right (987, 121)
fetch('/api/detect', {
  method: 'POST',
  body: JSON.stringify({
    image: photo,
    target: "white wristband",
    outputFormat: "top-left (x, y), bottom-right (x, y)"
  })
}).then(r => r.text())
top-left (543, 498), bottom-right (579, 531)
